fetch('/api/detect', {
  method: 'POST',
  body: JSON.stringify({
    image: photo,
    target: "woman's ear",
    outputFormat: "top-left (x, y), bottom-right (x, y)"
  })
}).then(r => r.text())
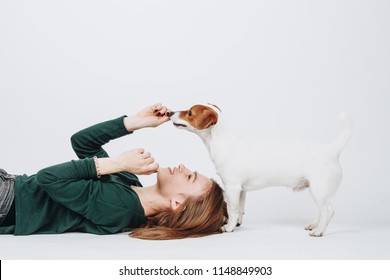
top-left (170, 199), bottom-right (182, 211)
top-left (170, 198), bottom-right (186, 211)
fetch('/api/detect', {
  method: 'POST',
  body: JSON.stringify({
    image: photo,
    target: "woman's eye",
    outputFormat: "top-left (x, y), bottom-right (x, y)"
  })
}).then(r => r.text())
top-left (188, 175), bottom-right (191, 180)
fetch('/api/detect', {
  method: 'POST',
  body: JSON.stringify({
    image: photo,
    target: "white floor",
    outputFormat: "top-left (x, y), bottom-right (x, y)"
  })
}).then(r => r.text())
top-left (1, 219), bottom-right (389, 260)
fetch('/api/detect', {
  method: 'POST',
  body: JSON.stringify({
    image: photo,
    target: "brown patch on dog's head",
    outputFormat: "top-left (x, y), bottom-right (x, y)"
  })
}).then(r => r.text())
top-left (178, 105), bottom-right (219, 130)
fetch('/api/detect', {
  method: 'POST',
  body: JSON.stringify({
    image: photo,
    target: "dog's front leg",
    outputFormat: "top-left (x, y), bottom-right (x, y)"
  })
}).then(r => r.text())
top-left (237, 190), bottom-right (247, 226)
top-left (222, 187), bottom-right (242, 232)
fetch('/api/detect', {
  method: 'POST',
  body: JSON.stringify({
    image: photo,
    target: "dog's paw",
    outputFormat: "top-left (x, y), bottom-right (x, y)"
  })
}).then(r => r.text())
top-left (309, 230), bottom-right (324, 237)
top-left (220, 225), bottom-right (235, 233)
top-left (304, 224), bottom-right (317, 231)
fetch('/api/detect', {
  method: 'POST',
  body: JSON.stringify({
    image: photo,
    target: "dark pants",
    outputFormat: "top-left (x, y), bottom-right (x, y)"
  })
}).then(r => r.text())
top-left (0, 169), bottom-right (16, 226)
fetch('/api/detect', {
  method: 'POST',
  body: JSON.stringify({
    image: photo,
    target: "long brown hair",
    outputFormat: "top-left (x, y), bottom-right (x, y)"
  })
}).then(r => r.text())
top-left (129, 180), bottom-right (227, 240)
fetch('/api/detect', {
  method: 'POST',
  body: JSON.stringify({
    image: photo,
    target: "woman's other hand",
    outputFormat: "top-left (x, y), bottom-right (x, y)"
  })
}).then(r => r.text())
top-left (118, 148), bottom-right (159, 175)
top-left (124, 103), bottom-right (172, 131)
top-left (97, 148), bottom-right (159, 176)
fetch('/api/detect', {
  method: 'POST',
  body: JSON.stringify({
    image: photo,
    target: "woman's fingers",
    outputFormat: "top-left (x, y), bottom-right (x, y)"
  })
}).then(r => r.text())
top-left (134, 149), bottom-right (159, 174)
top-left (152, 103), bottom-right (163, 113)
top-left (153, 103), bottom-right (162, 109)
top-left (144, 156), bottom-right (155, 164)
top-left (141, 151), bottom-right (151, 159)
top-left (139, 162), bottom-right (159, 175)
top-left (152, 104), bottom-right (171, 117)
top-left (145, 162), bottom-right (159, 174)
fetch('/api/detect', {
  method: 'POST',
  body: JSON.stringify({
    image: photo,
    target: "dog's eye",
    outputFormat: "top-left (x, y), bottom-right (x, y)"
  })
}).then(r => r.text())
top-left (188, 111), bottom-right (193, 117)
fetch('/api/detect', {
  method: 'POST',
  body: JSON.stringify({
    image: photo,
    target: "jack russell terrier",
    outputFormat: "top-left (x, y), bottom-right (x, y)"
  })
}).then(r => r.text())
top-left (170, 104), bottom-right (352, 237)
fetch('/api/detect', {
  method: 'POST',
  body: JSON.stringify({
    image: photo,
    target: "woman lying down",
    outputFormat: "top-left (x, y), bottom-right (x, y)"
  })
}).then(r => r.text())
top-left (0, 103), bottom-right (227, 240)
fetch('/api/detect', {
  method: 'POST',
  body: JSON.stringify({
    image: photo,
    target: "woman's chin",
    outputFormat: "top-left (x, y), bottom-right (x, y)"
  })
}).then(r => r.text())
top-left (156, 167), bottom-right (170, 183)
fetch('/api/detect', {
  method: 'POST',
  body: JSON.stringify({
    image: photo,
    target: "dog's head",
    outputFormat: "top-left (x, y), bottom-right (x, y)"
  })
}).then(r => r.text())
top-left (170, 104), bottom-right (221, 133)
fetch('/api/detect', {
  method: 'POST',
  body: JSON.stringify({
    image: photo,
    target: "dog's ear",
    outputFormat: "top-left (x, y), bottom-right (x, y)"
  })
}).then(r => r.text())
top-left (207, 103), bottom-right (222, 112)
top-left (196, 108), bottom-right (218, 129)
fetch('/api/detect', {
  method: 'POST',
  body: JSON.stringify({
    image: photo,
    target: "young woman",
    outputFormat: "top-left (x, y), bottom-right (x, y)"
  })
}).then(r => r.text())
top-left (0, 104), bottom-right (227, 240)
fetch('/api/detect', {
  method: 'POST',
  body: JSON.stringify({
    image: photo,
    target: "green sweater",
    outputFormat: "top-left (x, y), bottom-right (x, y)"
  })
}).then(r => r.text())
top-left (0, 116), bottom-right (146, 235)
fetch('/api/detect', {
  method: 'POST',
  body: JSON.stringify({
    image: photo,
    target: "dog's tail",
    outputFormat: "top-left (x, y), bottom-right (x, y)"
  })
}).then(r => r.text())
top-left (332, 112), bottom-right (352, 157)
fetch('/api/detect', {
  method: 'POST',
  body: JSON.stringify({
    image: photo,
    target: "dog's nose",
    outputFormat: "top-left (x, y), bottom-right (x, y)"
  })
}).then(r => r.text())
top-left (166, 111), bottom-right (175, 117)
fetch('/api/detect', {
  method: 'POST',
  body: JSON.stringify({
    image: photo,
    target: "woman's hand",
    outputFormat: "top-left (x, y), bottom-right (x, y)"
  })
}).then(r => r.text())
top-left (117, 148), bottom-right (159, 175)
top-left (124, 103), bottom-right (172, 131)
top-left (97, 148), bottom-right (159, 176)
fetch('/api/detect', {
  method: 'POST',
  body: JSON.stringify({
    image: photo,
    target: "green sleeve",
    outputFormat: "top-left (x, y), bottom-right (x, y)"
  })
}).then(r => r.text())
top-left (70, 116), bottom-right (132, 159)
top-left (36, 159), bottom-right (100, 214)
top-left (36, 159), bottom-right (134, 226)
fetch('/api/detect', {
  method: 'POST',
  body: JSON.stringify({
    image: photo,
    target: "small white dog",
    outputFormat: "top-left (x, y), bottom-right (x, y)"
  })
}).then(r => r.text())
top-left (170, 104), bottom-right (352, 237)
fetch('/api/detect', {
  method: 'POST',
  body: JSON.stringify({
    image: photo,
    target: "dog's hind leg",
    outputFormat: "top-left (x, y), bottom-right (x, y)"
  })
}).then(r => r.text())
top-left (306, 185), bottom-right (336, 237)
top-left (237, 190), bottom-right (247, 226)
top-left (308, 202), bottom-right (334, 237)
top-left (306, 165), bottom-right (341, 236)
top-left (221, 187), bottom-right (242, 232)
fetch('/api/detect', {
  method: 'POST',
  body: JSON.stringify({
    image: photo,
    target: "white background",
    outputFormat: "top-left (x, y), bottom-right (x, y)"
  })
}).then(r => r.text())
top-left (0, 0), bottom-right (389, 260)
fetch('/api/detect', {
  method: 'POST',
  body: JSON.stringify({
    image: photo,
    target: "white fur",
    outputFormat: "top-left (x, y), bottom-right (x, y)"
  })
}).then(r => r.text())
top-left (171, 107), bottom-right (352, 237)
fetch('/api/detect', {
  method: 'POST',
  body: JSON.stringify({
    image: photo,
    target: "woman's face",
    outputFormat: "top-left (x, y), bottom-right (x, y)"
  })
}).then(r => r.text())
top-left (157, 164), bottom-right (213, 200)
